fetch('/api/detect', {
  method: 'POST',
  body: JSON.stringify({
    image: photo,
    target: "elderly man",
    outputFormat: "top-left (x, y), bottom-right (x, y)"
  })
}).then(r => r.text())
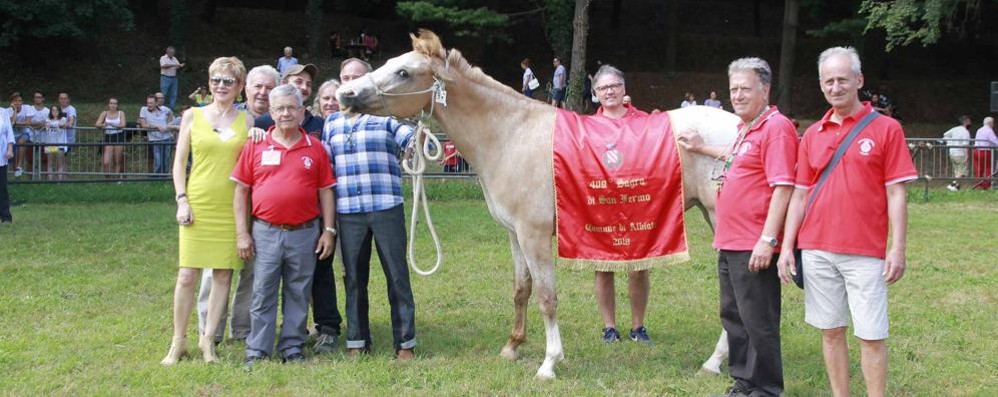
top-left (679, 58), bottom-right (796, 397)
top-left (550, 57), bottom-right (567, 108)
top-left (586, 65), bottom-right (653, 344)
top-left (777, 47), bottom-right (917, 397)
top-left (324, 57), bottom-right (417, 359)
top-left (139, 94), bottom-right (175, 174)
top-left (942, 115), bottom-right (973, 191)
top-left (234, 84), bottom-right (336, 366)
top-left (974, 117), bottom-right (998, 189)
top-left (255, 64), bottom-right (324, 136)
top-left (277, 47), bottom-right (298, 75)
top-left (159, 46), bottom-right (185, 109)
top-left (0, 105), bottom-right (13, 222)
top-left (196, 64), bottom-right (281, 343)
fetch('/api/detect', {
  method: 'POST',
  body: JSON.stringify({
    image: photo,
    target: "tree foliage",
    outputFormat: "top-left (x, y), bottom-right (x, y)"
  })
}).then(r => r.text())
top-left (860, 0), bottom-right (992, 50)
top-left (542, 0), bottom-right (574, 60)
top-left (396, 1), bottom-right (510, 43)
top-left (0, 0), bottom-right (134, 48)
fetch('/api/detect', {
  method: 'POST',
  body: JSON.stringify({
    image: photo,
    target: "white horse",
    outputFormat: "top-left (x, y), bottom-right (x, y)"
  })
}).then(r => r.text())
top-left (337, 30), bottom-right (734, 379)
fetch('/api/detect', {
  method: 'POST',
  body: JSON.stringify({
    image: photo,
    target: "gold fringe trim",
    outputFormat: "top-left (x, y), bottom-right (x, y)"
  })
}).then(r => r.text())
top-left (558, 251), bottom-right (692, 272)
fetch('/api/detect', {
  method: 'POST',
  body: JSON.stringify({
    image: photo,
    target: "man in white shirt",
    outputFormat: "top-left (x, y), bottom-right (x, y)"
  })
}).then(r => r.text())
top-left (550, 57), bottom-right (567, 108)
top-left (139, 94), bottom-right (175, 175)
top-left (58, 93), bottom-right (77, 151)
top-left (7, 92), bottom-right (35, 178)
top-left (942, 115), bottom-right (972, 191)
top-left (160, 46), bottom-right (185, 110)
top-left (0, 106), bottom-right (14, 222)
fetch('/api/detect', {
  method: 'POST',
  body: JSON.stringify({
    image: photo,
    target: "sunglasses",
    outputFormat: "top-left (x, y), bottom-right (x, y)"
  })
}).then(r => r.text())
top-left (209, 76), bottom-right (238, 87)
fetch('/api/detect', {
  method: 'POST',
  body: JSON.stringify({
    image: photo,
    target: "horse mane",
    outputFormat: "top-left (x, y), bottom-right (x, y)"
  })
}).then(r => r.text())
top-left (411, 29), bottom-right (526, 99)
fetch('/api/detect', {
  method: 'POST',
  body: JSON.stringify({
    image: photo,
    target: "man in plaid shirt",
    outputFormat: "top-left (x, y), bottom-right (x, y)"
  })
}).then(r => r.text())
top-left (322, 58), bottom-right (417, 360)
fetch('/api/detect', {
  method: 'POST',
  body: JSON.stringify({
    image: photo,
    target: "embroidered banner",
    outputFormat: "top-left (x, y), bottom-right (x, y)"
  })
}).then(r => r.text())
top-left (553, 107), bottom-right (689, 271)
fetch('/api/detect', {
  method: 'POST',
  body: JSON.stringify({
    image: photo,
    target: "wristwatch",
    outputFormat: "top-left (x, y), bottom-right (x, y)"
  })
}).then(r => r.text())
top-left (760, 235), bottom-right (778, 247)
top-left (324, 226), bottom-right (337, 236)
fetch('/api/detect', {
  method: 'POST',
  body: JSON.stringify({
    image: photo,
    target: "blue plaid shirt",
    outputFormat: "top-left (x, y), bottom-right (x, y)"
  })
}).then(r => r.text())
top-left (322, 112), bottom-right (414, 214)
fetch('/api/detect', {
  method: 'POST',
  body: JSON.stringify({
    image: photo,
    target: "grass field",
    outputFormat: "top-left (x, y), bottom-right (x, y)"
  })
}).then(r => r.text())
top-left (1, 182), bottom-right (996, 396)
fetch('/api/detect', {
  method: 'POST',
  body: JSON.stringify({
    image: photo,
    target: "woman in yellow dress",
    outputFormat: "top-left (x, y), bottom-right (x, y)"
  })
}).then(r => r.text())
top-left (162, 57), bottom-right (252, 364)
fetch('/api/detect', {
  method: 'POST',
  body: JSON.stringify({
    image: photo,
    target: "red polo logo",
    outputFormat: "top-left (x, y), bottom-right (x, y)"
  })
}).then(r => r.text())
top-left (301, 156), bottom-right (313, 169)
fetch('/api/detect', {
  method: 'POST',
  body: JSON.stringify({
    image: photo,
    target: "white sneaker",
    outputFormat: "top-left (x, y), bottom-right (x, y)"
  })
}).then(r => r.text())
top-left (14, 167), bottom-right (23, 177)
top-left (947, 183), bottom-right (959, 192)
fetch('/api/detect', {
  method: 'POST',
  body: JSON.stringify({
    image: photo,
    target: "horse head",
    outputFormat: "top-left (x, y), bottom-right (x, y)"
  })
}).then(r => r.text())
top-left (337, 29), bottom-right (454, 118)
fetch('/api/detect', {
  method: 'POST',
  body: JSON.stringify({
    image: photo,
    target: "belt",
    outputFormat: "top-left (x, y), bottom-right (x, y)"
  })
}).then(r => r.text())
top-left (161, 74), bottom-right (177, 78)
top-left (254, 218), bottom-right (316, 231)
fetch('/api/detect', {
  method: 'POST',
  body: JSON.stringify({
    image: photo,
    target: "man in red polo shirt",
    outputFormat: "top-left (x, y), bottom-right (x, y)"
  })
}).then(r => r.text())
top-left (777, 47), bottom-right (917, 397)
top-left (232, 84), bottom-right (336, 366)
top-left (679, 57), bottom-right (796, 397)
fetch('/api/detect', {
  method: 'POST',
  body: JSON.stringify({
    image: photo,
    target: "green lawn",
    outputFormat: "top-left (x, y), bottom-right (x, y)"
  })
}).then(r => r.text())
top-left (1, 182), bottom-right (996, 395)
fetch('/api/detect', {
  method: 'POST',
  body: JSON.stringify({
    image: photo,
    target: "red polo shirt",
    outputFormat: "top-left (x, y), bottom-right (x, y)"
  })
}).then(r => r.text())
top-left (231, 127), bottom-right (336, 225)
top-left (795, 102), bottom-right (917, 259)
top-left (714, 106), bottom-right (798, 250)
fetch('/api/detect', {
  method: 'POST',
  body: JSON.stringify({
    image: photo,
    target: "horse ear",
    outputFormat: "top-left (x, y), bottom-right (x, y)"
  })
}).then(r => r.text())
top-left (411, 29), bottom-right (446, 59)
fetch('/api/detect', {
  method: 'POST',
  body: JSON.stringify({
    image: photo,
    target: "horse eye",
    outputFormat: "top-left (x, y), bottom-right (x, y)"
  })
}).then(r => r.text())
top-left (397, 70), bottom-right (409, 78)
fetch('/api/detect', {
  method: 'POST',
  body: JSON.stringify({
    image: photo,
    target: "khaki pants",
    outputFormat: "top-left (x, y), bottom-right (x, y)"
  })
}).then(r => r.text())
top-left (950, 153), bottom-right (968, 178)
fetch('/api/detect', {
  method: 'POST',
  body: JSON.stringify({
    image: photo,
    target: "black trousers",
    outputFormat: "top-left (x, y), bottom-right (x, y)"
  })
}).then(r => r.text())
top-left (311, 253), bottom-right (343, 336)
top-left (0, 165), bottom-right (10, 221)
top-left (718, 250), bottom-right (783, 397)
top-left (339, 204), bottom-right (416, 351)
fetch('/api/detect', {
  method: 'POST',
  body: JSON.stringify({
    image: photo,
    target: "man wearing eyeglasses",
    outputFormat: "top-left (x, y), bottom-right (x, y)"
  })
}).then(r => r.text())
top-left (234, 83), bottom-right (336, 366)
top-left (255, 64), bottom-right (324, 137)
top-left (322, 57), bottom-right (417, 360)
top-left (678, 58), bottom-right (796, 397)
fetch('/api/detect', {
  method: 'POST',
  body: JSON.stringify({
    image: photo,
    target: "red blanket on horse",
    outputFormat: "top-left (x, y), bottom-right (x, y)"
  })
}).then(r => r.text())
top-left (553, 107), bottom-right (690, 271)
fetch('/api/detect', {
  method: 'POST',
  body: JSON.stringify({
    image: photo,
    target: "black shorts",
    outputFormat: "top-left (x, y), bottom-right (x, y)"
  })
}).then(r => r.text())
top-left (103, 132), bottom-right (126, 143)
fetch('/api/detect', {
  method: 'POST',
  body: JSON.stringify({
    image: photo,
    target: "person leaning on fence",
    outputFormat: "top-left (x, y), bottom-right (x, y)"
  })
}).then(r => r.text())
top-left (161, 56), bottom-right (252, 366)
top-left (196, 66), bottom-right (280, 344)
top-left (678, 57), bottom-right (796, 397)
top-left (776, 47), bottom-right (917, 397)
top-left (235, 84), bottom-right (337, 367)
top-left (974, 117), bottom-right (998, 189)
top-left (58, 93), bottom-right (77, 152)
top-left (942, 115), bottom-right (972, 191)
top-left (139, 95), bottom-right (175, 175)
top-left (0, 108), bottom-right (14, 223)
top-left (42, 105), bottom-right (68, 181)
top-left (95, 98), bottom-right (127, 176)
top-left (8, 92), bottom-right (35, 178)
top-left (323, 57), bottom-right (418, 360)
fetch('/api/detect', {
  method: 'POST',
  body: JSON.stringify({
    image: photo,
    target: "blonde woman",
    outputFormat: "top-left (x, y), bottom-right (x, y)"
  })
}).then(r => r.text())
top-left (314, 79), bottom-right (341, 119)
top-left (162, 57), bottom-right (252, 365)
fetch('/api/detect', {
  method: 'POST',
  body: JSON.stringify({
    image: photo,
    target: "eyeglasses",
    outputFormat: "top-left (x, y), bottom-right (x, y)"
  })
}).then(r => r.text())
top-left (209, 76), bottom-right (238, 87)
top-left (595, 83), bottom-right (624, 93)
top-left (270, 105), bottom-right (300, 114)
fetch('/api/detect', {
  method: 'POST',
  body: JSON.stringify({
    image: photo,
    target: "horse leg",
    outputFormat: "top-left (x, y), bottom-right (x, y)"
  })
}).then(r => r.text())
top-left (518, 231), bottom-right (563, 380)
top-left (500, 230), bottom-right (532, 361)
top-left (700, 329), bottom-right (729, 375)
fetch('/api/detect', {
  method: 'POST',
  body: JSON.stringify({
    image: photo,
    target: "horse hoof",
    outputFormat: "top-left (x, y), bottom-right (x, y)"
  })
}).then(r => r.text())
top-left (499, 347), bottom-right (518, 361)
top-left (535, 369), bottom-right (556, 380)
top-left (697, 365), bottom-right (721, 376)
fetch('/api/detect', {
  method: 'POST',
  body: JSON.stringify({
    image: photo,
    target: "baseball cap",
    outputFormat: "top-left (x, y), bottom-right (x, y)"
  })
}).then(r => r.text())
top-left (282, 63), bottom-right (319, 81)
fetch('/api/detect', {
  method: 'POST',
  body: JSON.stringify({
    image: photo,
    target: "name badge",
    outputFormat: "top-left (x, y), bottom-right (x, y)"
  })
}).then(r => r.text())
top-left (217, 128), bottom-right (235, 142)
top-left (261, 149), bottom-right (281, 166)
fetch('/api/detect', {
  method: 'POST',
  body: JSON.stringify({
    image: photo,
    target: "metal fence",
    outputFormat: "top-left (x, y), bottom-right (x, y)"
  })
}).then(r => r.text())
top-left (8, 129), bottom-right (996, 190)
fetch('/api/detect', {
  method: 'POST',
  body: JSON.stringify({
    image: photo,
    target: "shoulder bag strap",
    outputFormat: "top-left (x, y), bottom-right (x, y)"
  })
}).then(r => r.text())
top-left (804, 111), bottom-right (880, 214)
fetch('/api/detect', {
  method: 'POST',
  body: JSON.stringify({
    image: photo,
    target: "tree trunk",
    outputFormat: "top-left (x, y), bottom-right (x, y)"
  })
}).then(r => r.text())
top-left (665, 0), bottom-right (678, 74)
top-left (776, 0), bottom-right (799, 114)
top-left (306, 0), bottom-right (325, 59)
top-left (566, 0), bottom-right (592, 112)
top-left (611, 0), bottom-right (623, 29)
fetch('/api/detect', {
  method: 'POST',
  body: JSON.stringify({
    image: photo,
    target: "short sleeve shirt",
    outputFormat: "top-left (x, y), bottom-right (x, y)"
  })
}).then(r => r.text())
top-left (553, 65), bottom-right (567, 89)
top-left (10, 106), bottom-right (34, 138)
top-left (140, 106), bottom-right (173, 141)
top-left (160, 55), bottom-right (181, 77)
top-left (231, 128), bottom-right (336, 225)
top-left (0, 112), bottom-right (14, 166)
top-left (795, 103), bottom-right (917, 258)
top-left (714, 106), bottom-right (798, 250)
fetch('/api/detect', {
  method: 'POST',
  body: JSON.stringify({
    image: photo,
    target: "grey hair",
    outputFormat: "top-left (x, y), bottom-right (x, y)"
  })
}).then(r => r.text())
top-left (269, 83), bottom-right (303, 108)
top-left (728, 57), bottom-right (772, 86)
top-left (246, 65), bottom-right (280, 86)
top-left (341, 57), bottom-right (373, 73)
top-left (985, 117), bottom-right (994, 126)
top-left (593, 64), bottom-right (625, 85)
top-left (313, 78), bottom-right (342, 110)
top-left (817, 46), bottom-right (862, 78)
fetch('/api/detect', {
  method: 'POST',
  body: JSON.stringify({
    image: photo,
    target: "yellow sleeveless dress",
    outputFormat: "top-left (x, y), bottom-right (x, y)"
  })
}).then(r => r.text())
top-left (178, 108), bottom-right (249, 269)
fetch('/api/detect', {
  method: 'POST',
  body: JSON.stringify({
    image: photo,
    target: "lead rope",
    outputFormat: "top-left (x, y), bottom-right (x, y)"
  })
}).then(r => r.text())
top-left (402, 120), bottom-right (444, 275)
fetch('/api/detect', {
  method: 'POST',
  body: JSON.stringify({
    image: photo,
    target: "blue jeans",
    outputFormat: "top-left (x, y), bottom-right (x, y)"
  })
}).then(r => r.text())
top-left (152, 140), bottom-right (172, 174)
top-left (160, 75), bottom-right (178, 110)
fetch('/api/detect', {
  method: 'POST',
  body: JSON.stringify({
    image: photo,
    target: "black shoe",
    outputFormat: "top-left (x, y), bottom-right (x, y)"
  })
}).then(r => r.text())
top-left (601, 327), bottom-right (621, 343)
top-left (711, 381), bottom-right (753, 397)
top-left (282, 352), bottom-right (306, 363)
top-left (243, 355), bottom-right (264, 371)
top-left (629, 326), bottom-right (651, 344)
